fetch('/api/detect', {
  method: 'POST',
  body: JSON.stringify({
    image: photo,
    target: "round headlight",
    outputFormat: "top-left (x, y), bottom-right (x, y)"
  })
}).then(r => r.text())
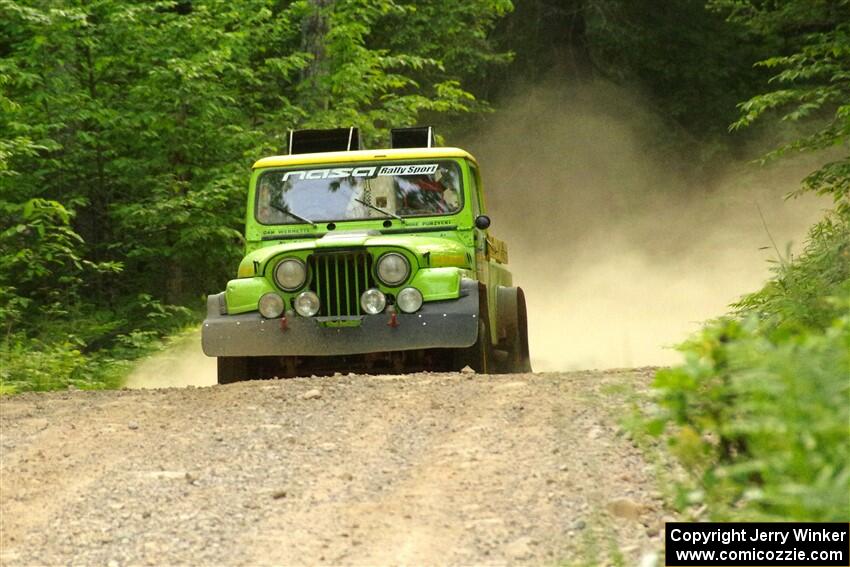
top-left (360, 288), bottom-right (387, 315)
top-left (258, 293), bottom-right (285, 318)
top-left (294, 291), bottom-right (320, 317)
top-left (376, 253), bottom-right (410, 286)
top-left (396, 287), bottom-right (423, 313)
top-left (274, 258), bottom-right (307, 291)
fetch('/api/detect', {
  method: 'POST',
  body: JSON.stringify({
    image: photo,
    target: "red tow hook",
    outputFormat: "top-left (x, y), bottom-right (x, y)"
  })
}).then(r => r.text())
top-left (279, 314), bottom-right (288, 333)
top-left (387, 310), bottom-right (399, 328)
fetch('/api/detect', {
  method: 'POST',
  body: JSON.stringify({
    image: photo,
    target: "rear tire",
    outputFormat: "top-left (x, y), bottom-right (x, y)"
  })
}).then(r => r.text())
top-left (504, 289), bottom-right (532, 373)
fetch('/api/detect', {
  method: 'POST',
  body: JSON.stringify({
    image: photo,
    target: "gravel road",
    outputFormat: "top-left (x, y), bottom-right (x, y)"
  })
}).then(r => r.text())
top-left (0, 369), bottom-right (672, 566)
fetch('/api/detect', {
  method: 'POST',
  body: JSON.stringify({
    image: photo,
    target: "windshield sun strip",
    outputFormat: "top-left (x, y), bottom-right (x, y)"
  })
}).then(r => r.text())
top-left (252, 159), bottom-right (465, 227)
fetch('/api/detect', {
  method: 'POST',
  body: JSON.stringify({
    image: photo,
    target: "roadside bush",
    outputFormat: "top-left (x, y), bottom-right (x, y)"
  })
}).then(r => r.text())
top-left (0, 337), bottom-right (90, 392)
top-left (0, 298), bottom-right (197, 394)
top-left (734, 209), bottom-right (850, 331)
top-left (649, 208), bottom-right (850, 521)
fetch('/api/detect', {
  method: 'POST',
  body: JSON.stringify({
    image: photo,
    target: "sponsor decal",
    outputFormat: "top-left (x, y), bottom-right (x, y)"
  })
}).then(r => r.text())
top-left (282, 164), bottom-right (438, 181)
top-left (283, 166), bottom-right (375, 181)
top-left (377, 164), bottom-right (439, 176)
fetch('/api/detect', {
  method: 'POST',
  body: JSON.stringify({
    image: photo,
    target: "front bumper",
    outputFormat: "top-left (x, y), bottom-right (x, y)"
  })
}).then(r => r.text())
top-left (202, 278), bottom-right (479, 357)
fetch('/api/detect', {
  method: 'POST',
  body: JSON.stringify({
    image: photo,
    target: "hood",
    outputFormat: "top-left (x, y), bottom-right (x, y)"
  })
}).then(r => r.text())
top-left (238, 230), bottom-right (471, 276)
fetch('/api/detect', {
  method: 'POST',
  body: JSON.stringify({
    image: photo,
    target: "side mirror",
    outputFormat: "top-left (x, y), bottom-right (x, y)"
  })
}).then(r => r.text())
top-left (474, 215), bottom-right (491, 230)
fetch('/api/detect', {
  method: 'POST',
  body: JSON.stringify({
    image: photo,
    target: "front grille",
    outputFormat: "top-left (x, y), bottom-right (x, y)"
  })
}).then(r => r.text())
top-left (308, 251), bottom-right (374, 318)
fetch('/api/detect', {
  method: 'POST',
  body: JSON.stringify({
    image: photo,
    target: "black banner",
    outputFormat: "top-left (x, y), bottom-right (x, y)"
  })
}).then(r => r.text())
top-left (665, 522), bottom-right (849, 566)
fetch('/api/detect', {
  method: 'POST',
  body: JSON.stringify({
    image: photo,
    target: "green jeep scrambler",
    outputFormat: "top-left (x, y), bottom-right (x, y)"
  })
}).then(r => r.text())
top-left (202, 127), bottom-right (531, 383)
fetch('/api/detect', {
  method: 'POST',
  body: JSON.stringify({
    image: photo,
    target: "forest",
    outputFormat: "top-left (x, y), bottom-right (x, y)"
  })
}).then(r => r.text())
top-left (1, 0), bottom-right (848, 522)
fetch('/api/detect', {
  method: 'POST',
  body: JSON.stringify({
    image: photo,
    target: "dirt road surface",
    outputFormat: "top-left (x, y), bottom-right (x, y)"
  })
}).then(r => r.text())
top-left (1, 369), bottom-right (672, 566)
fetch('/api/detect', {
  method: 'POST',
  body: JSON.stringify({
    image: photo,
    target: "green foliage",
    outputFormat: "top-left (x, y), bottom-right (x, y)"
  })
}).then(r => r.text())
top-left (711, 0), bottom-right (850, 209)
top-left (734, 210), bottom-right (850, 331)
top-left (654, 313), bottom-right (849, 521)
top-left (0, 198), bottom-right (121, 334)
top-left (0, 296), bottom-right (195, 393)
top-left (650, 209), bottom-right (850, 521)
top-left (1, 338), bottom-right (89, 392)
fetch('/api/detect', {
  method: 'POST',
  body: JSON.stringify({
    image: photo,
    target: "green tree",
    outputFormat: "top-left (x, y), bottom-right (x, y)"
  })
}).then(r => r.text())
top-left (711, 0), bottom-right (850, 210)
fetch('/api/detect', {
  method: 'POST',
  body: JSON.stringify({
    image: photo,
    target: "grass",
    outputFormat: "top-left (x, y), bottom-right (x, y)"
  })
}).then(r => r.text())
top-left (0, 303), bottom-right (200, 394)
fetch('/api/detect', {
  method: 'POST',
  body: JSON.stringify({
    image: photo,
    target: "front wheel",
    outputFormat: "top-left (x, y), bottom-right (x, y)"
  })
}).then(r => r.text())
top-left (217, 356), bottom-right (301, 383)
top-left (454, 289), bottom-right (494, 373)
top-left (217, 356), bottom-right (250, 385)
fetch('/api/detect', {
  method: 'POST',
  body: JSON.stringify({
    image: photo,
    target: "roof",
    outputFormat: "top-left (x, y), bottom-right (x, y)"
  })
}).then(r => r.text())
top-left (252, 147), bottom-right (477, 169)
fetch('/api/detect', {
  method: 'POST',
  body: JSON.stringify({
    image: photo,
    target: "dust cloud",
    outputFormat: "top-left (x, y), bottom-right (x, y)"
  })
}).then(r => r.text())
top-left (125, 330), bottom-right (216, 389)
top-left (465, 82), bottom-right (826, 371)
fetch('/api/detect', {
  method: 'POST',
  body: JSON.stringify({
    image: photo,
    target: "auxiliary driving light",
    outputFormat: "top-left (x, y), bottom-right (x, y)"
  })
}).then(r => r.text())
top-left (258, 293), bottom-right (285, 318)
top-left (396, 287), bottom-right (423, 313)
top-left (360, 288), bottom-right (387, 315)
top-left (274, 258), bottom-right (307, 291)
top-left (294, 291), bottom-right (320, 317)
top-left (376, 253), bottom-right (410, 286)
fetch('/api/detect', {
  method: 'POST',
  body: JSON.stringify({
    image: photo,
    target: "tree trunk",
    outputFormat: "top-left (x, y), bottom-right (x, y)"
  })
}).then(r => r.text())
top-left (300, 0), bottom-right (334, 109)
top-left (301, 0), bottom-right (332, 75)
top-left (167, 260), bottom-right (184, 304)
top-left (552, 0), bottom-right (594, 80)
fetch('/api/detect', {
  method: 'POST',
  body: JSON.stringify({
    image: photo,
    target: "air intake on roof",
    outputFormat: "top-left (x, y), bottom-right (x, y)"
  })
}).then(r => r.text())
top-left (390, 126), bottom-right (435, 149)
top-left (288, 127), bottom-right (361, 155)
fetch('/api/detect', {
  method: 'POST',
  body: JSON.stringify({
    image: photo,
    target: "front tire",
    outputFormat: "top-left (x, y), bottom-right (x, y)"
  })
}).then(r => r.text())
top-left (217, 356), bottom-right (250, 385)
top-left (454, 287), bottom-right (494, 373)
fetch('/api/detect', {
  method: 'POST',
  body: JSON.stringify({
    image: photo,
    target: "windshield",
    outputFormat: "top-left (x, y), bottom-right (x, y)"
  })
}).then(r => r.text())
top-left (255, 160), bottom-right (463, 225)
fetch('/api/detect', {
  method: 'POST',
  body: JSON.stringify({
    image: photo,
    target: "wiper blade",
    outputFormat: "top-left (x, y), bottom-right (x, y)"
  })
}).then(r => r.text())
top-left (354, 198), bottom-right (406, 223)
top-left (271, 203), bottom-right (317, 227)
